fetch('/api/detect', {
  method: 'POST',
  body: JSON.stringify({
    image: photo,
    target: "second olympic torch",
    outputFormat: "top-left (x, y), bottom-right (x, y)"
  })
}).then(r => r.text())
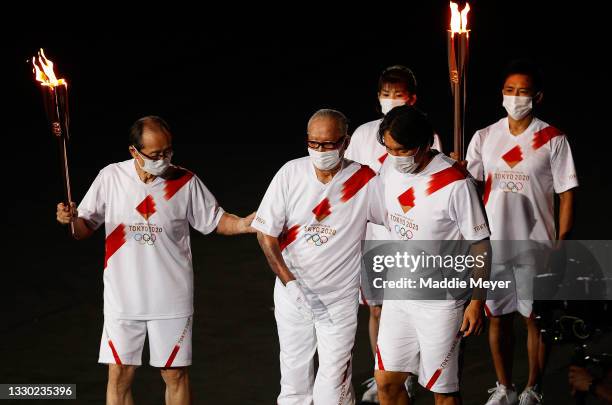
top-left (32, 49), bottom-right (75, 237)
top-left (448, 1), bottom-right (470, 160)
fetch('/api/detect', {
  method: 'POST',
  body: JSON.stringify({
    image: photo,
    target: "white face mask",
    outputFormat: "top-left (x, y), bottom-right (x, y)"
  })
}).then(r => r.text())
top-left (133, 147), bottom-right (172, 176)
top-left (503, 95), bottom-right (533, 120)
top-left (380, 98), bottom-right (407, 115)
top-left (308, 148), bottom-right (342, 171)
top-left (389, 151), bottom-right (419, 174)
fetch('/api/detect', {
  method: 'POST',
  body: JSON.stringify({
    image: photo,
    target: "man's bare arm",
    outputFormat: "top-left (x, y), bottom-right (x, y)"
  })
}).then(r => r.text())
top-left (461, 238), bottom-right (492, 337)
top-left (558, 189), bottom-right (575, 240)
top-left (215, 212), bottom-right (257, 236)
top-left (469, 238), bottom-right (492, 301)
top-left (256, 232), bottom-right (296, 285)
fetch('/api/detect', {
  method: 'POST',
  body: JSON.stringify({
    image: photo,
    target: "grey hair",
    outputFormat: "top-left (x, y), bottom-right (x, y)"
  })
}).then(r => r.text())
top-left (307, 109), bottom-right (348, 136)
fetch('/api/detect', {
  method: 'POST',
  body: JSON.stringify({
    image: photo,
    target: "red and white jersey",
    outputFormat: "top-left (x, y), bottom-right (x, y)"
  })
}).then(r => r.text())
top-left (345, 118), bottom-right (443, 173)
top-left (252, 157), bottom-right (377, 304)
top-left (78, 159), bottom-right (224, 320)
top-left (369, 153), bottom-right (490, 309)
top-left (345, 118), bottom-right (442, 240)
top-left (374, 153), bottom-right (490, 242)
top-left (466, 117), bottom-right (578, 241)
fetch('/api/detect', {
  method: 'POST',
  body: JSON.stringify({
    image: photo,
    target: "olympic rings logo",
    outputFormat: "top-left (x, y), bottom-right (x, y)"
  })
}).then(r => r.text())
top-left (304, 233), bottom-right (329, 246)
top-left (498, 181), bottom-right (524, 193)
top-left (394, 225), bottom-right (414, 240)
top-left (134, 233), bottom-right (156, 245)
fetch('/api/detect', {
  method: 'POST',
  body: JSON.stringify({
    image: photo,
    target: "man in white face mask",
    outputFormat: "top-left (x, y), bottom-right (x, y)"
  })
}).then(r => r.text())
top-left (464, 60), bottom-right (578, 405)
top-left (252, 109), bottom-right (381, 404)
top-left (56, 116), bottom-right (256, 405)
top-left (306, 120), bottom-right (348, 173)
top-left (371, 105), bottom-right (490, 405)
top-left (344, 65), bottom-right (445, 403)
top-left (346, 65), bottom-right (443, 174)
top-left (131, 144), bottom-right (173, 177)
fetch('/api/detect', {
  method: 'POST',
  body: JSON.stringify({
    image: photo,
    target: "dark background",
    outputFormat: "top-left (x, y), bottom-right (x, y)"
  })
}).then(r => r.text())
top-left (2, 1), bottom-right (611, 403)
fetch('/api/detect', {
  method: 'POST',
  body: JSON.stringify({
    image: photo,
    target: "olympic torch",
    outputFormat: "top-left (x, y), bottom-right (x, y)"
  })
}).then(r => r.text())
top-left (32, 49), bottom-right (75, 237)
top-left (448, 1), bottom-right (470, 160)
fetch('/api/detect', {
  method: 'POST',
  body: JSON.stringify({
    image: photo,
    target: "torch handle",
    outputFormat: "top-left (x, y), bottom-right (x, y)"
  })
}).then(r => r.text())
top-left (453, 82), bottom-right (463, 160)
top-left (57, 130), bottom-right (76, 239)
top-left (448, 31), bottom-right (468, 161)
top-left (47, 86), bottom-right (76, 238)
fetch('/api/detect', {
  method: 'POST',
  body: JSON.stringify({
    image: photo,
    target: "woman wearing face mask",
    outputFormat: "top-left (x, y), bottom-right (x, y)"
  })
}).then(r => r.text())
top-left (344, 64), bottom-right (443, 404)
top-left (464, 60), bottom-right (578, 405)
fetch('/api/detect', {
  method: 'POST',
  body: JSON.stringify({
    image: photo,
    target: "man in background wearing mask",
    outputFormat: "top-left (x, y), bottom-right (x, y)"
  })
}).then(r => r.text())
top-left (344, 65), bottom-right (443, 403)
top-left (371, 105), bottom-right (490, 405)
top-left (252, 109), bottom-right (379, 404)
top-left (56, 116), bottom-right (256, 405)
top-left (464, 60), bottom-right (578, 405)
top-left (346, 65), bottom-right (443, 172)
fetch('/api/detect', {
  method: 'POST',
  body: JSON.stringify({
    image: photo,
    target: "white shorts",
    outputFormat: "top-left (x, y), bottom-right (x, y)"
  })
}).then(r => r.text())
top-left (484, 264), bottom-right (535, 318)
top-left (375, 300), bottom-right (463, 394)
top-left (274, 278), bottom-right (357, 405)
top-left (99, 315), bottom-right (192, 367)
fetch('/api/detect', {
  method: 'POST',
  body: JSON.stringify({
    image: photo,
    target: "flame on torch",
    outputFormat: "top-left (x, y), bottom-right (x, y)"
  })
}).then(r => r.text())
top-left (460, 3), bottom-right (470, 32)
top-left (448, 1), bottom-right (470, 160)
top-left (31, 48), bottom-right (70, 139)
top-left (32, 48), bottom-right (67, 88)
top-left (31, 48), bottom-right (75, 237)
top-left (449, 1), bottom-right (470, 35)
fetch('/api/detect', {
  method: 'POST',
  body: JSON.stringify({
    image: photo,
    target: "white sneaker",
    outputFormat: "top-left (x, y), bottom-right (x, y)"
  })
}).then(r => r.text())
top-left (405, 375), bottom-right (417, 400)
top-left (361, 377), bottom-right (379, 403)
top-left (518, 386), bottom-right (542, 405)
top-left (485, 382), bottom-right (518, 405)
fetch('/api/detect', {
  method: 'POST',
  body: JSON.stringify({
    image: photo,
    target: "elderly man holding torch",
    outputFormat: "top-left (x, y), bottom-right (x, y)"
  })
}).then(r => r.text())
top-left (56, 116), bottom-right (255, 405)
top-left (252, 109), bottom-right (379, 404)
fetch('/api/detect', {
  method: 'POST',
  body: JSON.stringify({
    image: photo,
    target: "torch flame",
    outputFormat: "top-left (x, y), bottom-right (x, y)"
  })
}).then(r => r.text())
top-left (460, 3), bottom-right (470, 32)
top-left (450, 2), bottom-right (461, 33)
top-left (32, 48), bottom-right (67, 88)
top-left (450, 2), bottom-right (470, 34)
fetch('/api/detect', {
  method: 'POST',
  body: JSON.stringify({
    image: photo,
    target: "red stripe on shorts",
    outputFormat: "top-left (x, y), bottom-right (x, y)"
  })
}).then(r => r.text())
top-left (108, 340), bottom-right (122, 365)
top-left (165, 345), bottom-right (181, 368)
top-left (484, 303), bottom-right (492, 317)
top-left (375, 344), bottom-right (385, 371)
top-left (425, 368), bottom-right (442, 390)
